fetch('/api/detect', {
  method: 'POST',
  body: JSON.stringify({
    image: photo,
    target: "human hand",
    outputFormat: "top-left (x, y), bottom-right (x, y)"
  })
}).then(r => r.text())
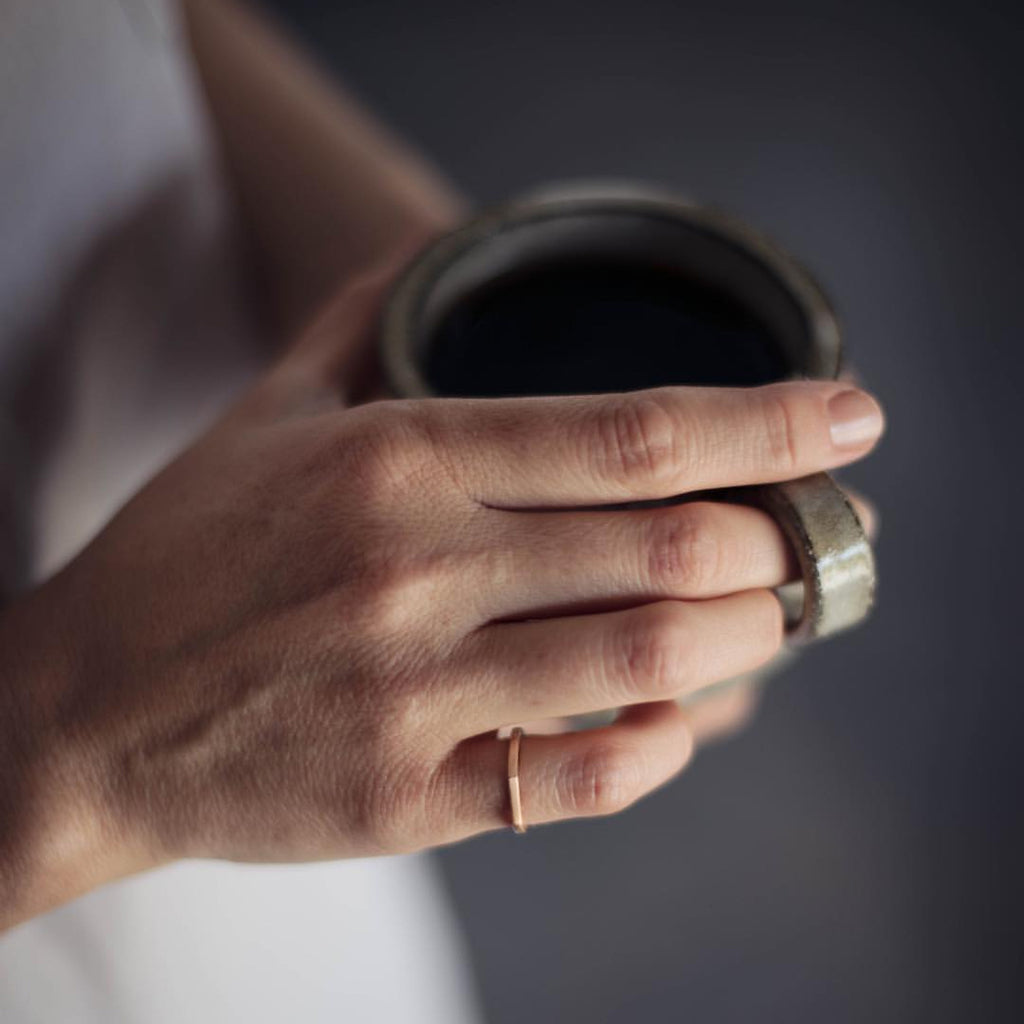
top-left (675, 484), bottom-right (878, 747)
top-left (0, 263), bottom-right (884, 926)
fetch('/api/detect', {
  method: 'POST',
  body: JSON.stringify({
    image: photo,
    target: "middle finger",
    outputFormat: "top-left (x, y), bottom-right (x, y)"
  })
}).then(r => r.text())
top-left (475, 500), bottom-right (799, 620)
top-left (450, 591), bottom-right (783, 733)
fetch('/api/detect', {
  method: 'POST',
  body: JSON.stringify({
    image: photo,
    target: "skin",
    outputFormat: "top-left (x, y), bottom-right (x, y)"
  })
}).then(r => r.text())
top-left (0, 262), bottom-right (885, 930)
top-left (0, 1), bottom-right (884, 931)
top-left (180, 0), bottom-right (468, 337)
top-left (178, 0), bottom-right (870, 752)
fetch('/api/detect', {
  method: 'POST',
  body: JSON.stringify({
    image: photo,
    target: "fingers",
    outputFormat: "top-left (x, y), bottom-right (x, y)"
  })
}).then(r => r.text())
top-left (482, 500), bottom-right (800, 617)
top-left (439, 701), bottom-right (693, 837)
top-left (452, 592), bottom-right (783, 732)
top-left (680, 680), bottom-right (763, 747)
top-left (844, 486), bottom-right (879, 540)
top-left (465, 481), bottom-right (877, 621)
top-left (419, 381), bottom-right (884, 506)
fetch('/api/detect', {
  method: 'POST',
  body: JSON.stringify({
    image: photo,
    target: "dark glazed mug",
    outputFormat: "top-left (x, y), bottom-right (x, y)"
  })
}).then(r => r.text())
top-left (379, 183), bottom-right (875, 643)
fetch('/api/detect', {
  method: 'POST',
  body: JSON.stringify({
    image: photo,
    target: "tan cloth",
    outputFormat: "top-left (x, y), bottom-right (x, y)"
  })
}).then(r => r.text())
top-left (0, 2), bottom-right (479, 1020)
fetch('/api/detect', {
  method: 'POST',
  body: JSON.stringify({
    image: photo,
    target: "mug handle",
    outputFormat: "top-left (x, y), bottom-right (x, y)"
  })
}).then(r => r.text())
top-left (736, 473), bottom-right (876, 643)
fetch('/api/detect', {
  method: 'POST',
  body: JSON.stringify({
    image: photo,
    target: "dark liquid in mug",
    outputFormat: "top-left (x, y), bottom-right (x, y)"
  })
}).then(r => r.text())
top-left (424, 259), bottom-right (791, 397)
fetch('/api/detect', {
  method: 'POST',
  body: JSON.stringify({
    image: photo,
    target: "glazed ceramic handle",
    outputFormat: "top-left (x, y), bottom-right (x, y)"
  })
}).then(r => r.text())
top-left (739, 472), bottom-right (875, 643)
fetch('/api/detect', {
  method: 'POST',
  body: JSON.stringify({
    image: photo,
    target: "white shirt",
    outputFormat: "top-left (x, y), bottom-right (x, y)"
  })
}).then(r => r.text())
top-left (0, 1), bottom-right (480, 1020)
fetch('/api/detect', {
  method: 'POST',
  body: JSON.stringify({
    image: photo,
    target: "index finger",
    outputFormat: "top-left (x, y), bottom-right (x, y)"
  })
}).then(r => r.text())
top-left (420, 381), bottom-right (884, 506)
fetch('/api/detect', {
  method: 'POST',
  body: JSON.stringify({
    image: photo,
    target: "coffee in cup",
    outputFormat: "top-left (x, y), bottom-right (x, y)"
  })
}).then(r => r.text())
top-left (380, 182), bottom-right (874, 642)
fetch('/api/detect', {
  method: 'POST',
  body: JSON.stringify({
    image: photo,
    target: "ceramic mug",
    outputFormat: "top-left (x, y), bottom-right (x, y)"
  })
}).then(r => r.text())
top-left (379, 183), bottom-right (875, 643)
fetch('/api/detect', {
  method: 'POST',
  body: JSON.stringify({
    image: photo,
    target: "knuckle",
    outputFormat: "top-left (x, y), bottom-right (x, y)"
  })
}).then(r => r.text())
top-left (646, 503), bottom-right (723, 594)
top-left (338, 402), bottom-right (434, 500)
top-left (616, 604), bottom-right (690, 699)
top-left (594, 393), bottom-right (678, 486)
top-left (405, 402), bottom-right (476, 499)
top-left (560, 743), bottom-right (643, 817)
top-left (349, 750), bottom-right (426, 853)
top-left (351, 554), bottom-right (447, 638)
top-left (758, 389), bottom-right (803, 472)
top-left (332, 678), bottom-right (445, 852)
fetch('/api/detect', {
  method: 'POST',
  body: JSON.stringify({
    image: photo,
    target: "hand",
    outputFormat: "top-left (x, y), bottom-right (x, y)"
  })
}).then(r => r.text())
top-left (676, 482), bottom-right (878, 747)
top-left (0, 264), bottom-right (884, 926)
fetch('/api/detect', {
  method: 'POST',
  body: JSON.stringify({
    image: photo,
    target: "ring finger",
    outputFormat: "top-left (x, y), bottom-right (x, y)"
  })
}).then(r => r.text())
top-left (451, 590), bottom-right (783, 733)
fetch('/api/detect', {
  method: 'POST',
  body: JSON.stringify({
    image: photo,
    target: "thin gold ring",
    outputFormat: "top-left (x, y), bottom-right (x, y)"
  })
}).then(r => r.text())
top-left (507, 727), bottom-right (526, 834)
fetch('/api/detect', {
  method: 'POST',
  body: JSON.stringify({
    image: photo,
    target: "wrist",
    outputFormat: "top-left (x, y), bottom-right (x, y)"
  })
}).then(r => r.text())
top-left (0, 579), bottom-right (153, 931)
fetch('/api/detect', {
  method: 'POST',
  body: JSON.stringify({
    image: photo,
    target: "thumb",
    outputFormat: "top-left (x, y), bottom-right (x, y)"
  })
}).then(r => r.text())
top-left (276, 238), bottom-right (426, 408)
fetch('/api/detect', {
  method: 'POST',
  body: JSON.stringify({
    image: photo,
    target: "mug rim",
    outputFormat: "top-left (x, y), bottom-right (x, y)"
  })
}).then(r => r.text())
top-left (380, 184), bottom-right (843, 399)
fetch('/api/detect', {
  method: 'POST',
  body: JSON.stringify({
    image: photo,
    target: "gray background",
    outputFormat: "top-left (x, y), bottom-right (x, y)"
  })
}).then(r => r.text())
top-left (261, 1), bottom-right (1022, 1020)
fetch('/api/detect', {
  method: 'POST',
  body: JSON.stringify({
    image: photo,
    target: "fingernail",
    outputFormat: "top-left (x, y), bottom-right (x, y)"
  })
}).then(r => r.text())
top-left (828, 389), bottom-right (884, 449)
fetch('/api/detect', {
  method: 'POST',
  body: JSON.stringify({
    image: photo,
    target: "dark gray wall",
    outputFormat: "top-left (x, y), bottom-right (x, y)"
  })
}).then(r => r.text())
top-left (260, 1), bottom-right (1023, 1020)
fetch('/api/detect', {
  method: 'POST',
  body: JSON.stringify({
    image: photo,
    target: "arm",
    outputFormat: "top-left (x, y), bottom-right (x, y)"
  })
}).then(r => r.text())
top-left (0, 584), bottom-right (147, 928)
top-left (1, 7), bottom-right (886, 932)
top-left (1, 5), bottom-right (466, 926)
top-left (181, 0), bottom-right (467, 337)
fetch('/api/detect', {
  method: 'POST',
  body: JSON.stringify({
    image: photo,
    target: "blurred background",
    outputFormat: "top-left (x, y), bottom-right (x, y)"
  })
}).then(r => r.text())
top-left (258, 1), bottom-right (1021, 1020)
